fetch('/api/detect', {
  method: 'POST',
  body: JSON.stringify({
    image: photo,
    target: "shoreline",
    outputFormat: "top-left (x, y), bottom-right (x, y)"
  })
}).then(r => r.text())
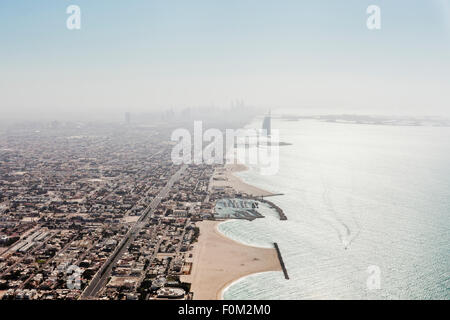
top-left (181, 220), bottom-right (281, 300)
top-left (214, 219), bottom-right (274, 249)
top-left (214, 221), bottom-right (278, 300)
top-left (218, 271), bottom-right (273, 300)
top-left (183, 163), bottom-right (283, 300)
top-left (211, 163), bottom-right (275, 197)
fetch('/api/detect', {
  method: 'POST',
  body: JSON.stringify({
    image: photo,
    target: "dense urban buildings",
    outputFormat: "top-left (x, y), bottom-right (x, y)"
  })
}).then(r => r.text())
top-left (0, 118), bottom-right (266, 300)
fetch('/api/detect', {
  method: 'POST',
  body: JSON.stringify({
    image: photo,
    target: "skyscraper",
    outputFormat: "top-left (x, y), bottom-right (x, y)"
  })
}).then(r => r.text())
top-left (262, 110), bottom-right (271, 136)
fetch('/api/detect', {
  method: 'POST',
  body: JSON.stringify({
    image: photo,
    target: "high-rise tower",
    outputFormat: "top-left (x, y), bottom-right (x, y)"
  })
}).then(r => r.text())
top-left (262, 110), bottom-right (271, 136)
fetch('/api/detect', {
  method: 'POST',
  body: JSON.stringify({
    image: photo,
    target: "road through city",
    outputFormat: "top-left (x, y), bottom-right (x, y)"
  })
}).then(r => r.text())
top-left (81, 165), bottom-right (187, 299)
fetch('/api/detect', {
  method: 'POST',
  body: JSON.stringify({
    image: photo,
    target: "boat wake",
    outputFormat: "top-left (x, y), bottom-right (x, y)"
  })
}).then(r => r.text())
top-left (321, 177), bottom-right (361, 250)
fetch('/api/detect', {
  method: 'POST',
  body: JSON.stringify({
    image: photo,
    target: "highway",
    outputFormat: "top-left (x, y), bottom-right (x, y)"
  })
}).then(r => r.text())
top-left (80, 165), bottom-right (187, 299)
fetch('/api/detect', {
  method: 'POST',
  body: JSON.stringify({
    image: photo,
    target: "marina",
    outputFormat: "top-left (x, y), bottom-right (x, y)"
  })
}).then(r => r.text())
top-left (214, 197), bottom-right (288, 221)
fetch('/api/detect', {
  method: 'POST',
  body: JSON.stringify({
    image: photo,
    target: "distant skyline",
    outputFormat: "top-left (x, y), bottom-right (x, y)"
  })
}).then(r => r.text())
top-left (1, 0), bottom-right (449, 121)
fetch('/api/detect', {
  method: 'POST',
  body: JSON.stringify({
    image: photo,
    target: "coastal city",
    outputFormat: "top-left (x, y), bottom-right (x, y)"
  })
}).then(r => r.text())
top-left (1, 1), bottom-right (448, 308)
top-left (0, 119), bottom-right (285, 300)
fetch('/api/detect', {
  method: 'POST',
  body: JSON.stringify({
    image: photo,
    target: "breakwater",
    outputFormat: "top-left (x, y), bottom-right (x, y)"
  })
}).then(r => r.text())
top-left (274, 242), bottom-right (289, 280)
top-left (253, 197), bottom-right (287, 220)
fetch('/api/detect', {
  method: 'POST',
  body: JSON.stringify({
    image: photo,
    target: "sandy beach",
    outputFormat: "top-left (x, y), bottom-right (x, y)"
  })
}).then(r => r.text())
top-left (211, 163), bottom-right (274, 197)
top-left (182, 163), bottom-right (281, 300)
top-left (181, 220), bottom-right (281, 300)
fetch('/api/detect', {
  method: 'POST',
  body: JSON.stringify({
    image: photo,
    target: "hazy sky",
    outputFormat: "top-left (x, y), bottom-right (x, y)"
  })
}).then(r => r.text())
top-left (1, 0), bottom-right (449, 120)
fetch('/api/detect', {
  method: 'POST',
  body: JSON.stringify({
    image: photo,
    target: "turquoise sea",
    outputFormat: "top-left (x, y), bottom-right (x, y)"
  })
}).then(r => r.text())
top-left (219, 117), bottom-right (450, 299)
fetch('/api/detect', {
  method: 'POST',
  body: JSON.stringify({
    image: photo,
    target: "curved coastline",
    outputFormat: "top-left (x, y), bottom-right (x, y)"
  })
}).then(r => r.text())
top-left (182, 163), bottom-right (284, 300)
top-left (214, 220), bottom-right (281, 299)
top-left (218, 271), bottom-right (276, 300)
top-left (182, 220), bottom-right (281, 300)
top-left (216, 219), bottom-right (273, 249)
top-left (214, 164), bottom-right (283, 300)
top-left (212, 163), bottom-right (275, 197)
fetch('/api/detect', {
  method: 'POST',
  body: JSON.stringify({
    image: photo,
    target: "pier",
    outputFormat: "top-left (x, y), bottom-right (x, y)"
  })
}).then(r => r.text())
top-left (262, 193), bottom-right (284, 197)
top-left (274, 242), bottom-right (289, 280)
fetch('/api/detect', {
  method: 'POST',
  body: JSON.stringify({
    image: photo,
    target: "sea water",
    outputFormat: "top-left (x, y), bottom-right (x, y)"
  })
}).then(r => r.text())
top-left (220, 118), bottom-right (450, 300)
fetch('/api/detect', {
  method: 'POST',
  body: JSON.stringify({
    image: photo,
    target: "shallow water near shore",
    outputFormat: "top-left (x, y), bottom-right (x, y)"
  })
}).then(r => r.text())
top-left (221, 118), bottom-right (450, 300)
